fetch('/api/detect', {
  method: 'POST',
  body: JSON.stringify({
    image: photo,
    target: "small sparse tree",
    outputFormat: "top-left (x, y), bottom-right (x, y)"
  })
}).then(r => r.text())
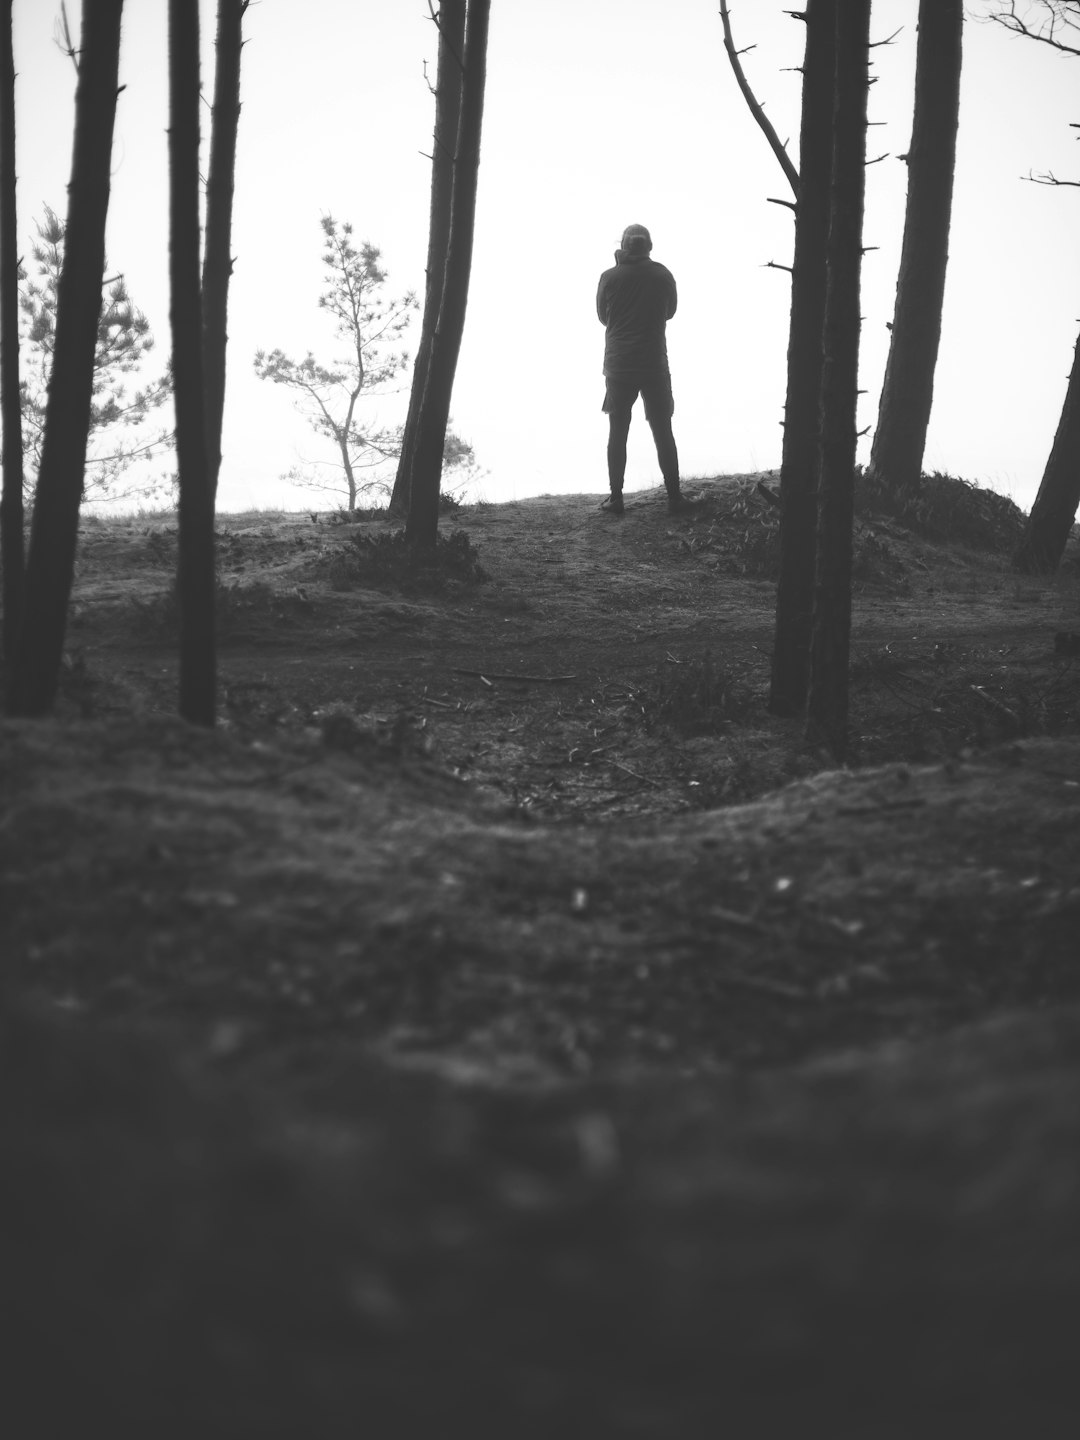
top-left (254, 218), bottom-right (418, 510)
top-left (19, 205), bottom-right (173, 501)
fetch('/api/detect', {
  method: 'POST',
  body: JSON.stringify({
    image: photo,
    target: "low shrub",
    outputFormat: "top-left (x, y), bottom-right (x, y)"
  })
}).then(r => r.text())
top-left (639, 652), bottom-right (757, 737)
top-left (330, 527), bottom-right (488, 593)
top-left (856, 469), bottom-right (1025, 554)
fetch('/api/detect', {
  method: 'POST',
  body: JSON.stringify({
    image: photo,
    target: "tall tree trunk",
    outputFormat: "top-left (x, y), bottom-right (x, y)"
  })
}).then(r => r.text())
top-left (1013, 328), bottom-right (1080, 571)
top-left (201, 0), bottom-right (247, 503)
top-left (768, 0), bottom-right (836, 717)
top-left (867, 0), bottom-right (962, 498)
top-left (0, 0), bottom-right (23, 670)
top-left (8, 0), bottom-right (123, 717)
top-left (389, 0), bottom-right (465, 518)
top-left (805, 0), bottom-right (871, 760)
top-left (405, 0), bottom-right (489, 553)
top-left (170, 0), bottom-right (215, 726)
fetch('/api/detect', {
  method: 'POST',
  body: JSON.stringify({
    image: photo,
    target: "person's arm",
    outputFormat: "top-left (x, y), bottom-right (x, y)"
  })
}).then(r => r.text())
top-left (666, 269), bottom-right (678, 320)
top-left (597, 274), bottom-right (610, 325)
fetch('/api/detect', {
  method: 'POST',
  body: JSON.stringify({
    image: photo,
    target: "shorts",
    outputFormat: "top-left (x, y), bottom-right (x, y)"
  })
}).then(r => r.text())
top-left (602, 373), bottom-right (674, 423)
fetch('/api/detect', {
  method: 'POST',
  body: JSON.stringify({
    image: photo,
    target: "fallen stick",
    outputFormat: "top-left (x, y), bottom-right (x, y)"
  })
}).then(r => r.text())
top-left (452, 668), bottom-right (577, 684)
top-left (708, 904), bottom-right (766, 933)
top-left (970, 684), bottom-right (1019, 725)
top-left (608, 759), bottom-right (662, 788)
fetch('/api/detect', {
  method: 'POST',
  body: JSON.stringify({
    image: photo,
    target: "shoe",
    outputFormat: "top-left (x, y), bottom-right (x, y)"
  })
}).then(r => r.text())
top-left (602, 493), bottom-right (624, 515)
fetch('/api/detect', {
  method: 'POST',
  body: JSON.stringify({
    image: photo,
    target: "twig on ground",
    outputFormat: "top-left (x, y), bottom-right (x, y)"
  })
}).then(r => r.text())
top-left (708, 904), bottom-right (766, 932)
top-left (608, 760), bottom-right (662, 788)
top-left (971, 685), bottom-right (1019, 725)
top-left (453, 668), bottom-right (577, 684)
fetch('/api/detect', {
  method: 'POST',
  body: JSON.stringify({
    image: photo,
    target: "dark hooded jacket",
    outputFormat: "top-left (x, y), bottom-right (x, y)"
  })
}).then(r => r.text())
top-left (596, 253), bottom-right (677, 378)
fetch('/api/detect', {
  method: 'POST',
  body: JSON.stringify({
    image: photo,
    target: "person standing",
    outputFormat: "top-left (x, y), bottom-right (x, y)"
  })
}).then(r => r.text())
top-left (596, 223), bottom-right (682, 515)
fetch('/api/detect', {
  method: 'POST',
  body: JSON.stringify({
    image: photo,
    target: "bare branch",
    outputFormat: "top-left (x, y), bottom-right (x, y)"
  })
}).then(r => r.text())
top-left (719, 0), bottom-right (799, 196)
top-left (55, 1), bottom-right (79, 72)
top-left (1025, 167), bottom-right (1080, 185)
top-left (987, 0), bottom-right (1080, 56)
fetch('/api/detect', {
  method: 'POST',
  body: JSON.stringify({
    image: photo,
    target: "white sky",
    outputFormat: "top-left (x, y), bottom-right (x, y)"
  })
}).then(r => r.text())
top-left (9, 0), bottom-right (1079, 513)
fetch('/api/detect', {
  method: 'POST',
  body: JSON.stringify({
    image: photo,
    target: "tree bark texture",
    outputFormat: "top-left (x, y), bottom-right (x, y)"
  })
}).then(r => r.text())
top-left (201, 0), bottom-right (246, 503)
top-left (390, 0), bottom-right (465, 518)
top-left (170, 0), bottom-right (216, 726)
top-left (405, 0), bottom-right (489, 552)
top-left (1013, 328), bottom-right (1080, 571)
top-left (805, 0), bottom-right (871, 760)
top-left (768, 0), bottom-right (836, 717)
top-left (8, 0), bottom-right (123, 717)
top-left (0, 0), bottom-right (23, 669)
top-left (868, 0), bottom-right (962, 498)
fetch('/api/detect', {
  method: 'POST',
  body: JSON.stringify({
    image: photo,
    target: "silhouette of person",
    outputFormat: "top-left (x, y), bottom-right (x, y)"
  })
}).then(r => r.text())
top-left (596, 223), bottom-right (682, 516)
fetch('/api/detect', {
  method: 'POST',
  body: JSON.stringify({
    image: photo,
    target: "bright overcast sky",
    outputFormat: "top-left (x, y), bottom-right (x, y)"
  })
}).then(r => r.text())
top-left (9, 1), bottom-right (1079, 513)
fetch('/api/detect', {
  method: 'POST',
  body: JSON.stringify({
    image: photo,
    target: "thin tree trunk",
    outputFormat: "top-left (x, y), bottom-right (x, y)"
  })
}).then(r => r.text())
top-left (868, 0), bottom-right (962, 499)
top-left (805, 0), bottom-right (871, 760)
top-left (0, 0), bottom-right (24, 670)
top-left (768, 0), bottom-right (836, 717)
top-left (8, 0), bottom-right (123, 717)
top-left (1013, 327), bottom-right (1080, 571)
top-left (405, 0), bottom-right (489, 553)
top-left (390, 0), bottom-right (466, 518)
top-left (170, 0), bottom-right (215, 726)
top-left (340, 434), bottom-right (357, 510)
top-left (201, 0), bottom-right (247, 503)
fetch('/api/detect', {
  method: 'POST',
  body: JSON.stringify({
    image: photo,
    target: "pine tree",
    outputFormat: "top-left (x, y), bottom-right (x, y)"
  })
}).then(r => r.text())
top-left (867, 0), bottom-right (963, 500)
top-left (390, 0), bottom-right (466, 518)
top-left (9, 0), bottom-right (125, 718)
top-left (405, 0), bottom-right (490, 552)
top-left (169, 0), bottom-right (215, 726)
top-left (768, 0), bottom-right (836, 717)
top-left (805, 0), bottom-right (872, 758)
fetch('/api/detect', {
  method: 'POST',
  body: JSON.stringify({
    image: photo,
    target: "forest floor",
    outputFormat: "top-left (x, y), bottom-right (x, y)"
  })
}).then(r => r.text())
top-left (4, 472), bottom-right (1080, 1437)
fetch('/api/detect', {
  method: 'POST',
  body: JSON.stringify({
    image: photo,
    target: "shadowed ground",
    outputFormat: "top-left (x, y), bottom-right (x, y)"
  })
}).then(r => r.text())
top-left (3, 474), bottom-right (1079, 1435)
